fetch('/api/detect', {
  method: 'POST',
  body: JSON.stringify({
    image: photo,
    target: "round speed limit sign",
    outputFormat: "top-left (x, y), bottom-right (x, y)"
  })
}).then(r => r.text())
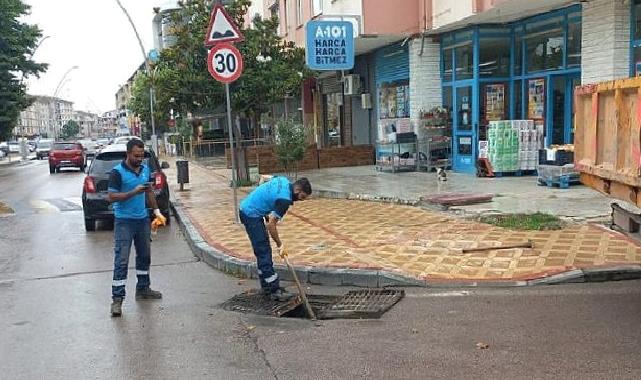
top-left (207, 43), bottom-right (244, 83)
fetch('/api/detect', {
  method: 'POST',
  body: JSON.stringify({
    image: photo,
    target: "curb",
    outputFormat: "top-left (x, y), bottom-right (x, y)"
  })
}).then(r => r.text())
top-left (171, 202), bottom-right (641, 288)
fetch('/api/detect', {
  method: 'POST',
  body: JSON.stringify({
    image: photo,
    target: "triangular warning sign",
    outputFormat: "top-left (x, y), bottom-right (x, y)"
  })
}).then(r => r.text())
top-left (204, 4), bottom-right (244, 46)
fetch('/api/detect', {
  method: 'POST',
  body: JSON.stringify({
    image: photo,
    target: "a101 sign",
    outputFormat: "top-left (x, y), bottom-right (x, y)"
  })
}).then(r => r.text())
top-left (305, 20), bottom-right (354, 71)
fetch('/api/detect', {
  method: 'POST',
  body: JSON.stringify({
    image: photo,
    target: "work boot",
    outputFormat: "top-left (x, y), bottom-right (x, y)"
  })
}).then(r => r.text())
top-left (110, 297), bottom-right (123, 317)
top-left (269, 287), bottom-right (295, 302)
top-left (135, 287), bottom-right (162, 300)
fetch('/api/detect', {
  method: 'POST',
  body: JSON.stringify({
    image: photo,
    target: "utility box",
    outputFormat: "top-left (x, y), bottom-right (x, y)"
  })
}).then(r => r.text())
top-left (176, 159), bottom-right (189, 190)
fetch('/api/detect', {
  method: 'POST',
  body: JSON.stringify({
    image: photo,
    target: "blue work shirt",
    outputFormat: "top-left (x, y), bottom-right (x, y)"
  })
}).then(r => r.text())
top-left (108, 161), bottom-right (151, 219)
top-left (240, 176), bottom-right (293, 219)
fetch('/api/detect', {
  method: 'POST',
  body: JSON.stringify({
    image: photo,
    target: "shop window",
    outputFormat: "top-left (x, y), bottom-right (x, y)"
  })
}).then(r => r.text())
top-left (456, 87), bottom-right (472, 131)
top-left (442, 87), bottom-right (453, 115)
top-left (634, 46), bottom-right (641, 76)
top-left (567, 21), bottom-right (581, 68)
top-left (525, 28), bottom-right (564, 72)
top-left (443, 48), bottom-right (453, 81)
top-left (634, 0), bottom-right (641, 41)
top-left (455, 43), bottom-right (473, 80)
top-left (514, 80), bottom-right (523, 120)
top-left (515, 36), bottom-right (523, 76)
top-left (480, 82), bottom-right (509, 140)
top-left (479, 37), bottom-right (510, 77)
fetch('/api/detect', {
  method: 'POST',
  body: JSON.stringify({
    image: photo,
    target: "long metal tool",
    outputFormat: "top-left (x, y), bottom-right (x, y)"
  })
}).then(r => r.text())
top-left (278, 247), bottom-right (317, 320)
top-left (462, 240), bottom-right (534, 253)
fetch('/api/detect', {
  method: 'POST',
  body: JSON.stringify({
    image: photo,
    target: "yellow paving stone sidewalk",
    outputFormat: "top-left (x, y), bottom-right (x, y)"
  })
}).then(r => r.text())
top-left (164, 158), bottom-right (641, 282)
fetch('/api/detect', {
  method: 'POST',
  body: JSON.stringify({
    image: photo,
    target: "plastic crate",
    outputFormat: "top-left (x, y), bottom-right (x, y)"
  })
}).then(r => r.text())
top-left (538, 149), bottom-right (574, 166)
top-left (537, 164), bottom-right (577, 178)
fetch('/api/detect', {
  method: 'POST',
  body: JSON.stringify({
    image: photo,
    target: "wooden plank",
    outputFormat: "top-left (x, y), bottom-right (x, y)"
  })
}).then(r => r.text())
top-left (581, 172), bottom-right (641, 208)
top-left (615, 89), bottom-right (628, 171)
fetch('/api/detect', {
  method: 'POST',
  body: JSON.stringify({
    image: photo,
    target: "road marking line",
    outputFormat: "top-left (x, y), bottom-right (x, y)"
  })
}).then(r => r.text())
top-left (30, 199), bottom-right (60, 213)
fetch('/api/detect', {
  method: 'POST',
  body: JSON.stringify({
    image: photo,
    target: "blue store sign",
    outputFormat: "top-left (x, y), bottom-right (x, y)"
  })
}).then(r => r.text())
top-left (305, 20), bottom-right (354, 71)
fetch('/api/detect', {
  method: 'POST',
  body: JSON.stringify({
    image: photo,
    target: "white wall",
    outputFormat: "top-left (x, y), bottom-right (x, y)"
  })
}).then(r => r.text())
top-left (582, 0), bottom-right (631, 84)
top-left (409, 37), bottom-right (442, 139)
top-left (431, 0), bottom-right (474, 30)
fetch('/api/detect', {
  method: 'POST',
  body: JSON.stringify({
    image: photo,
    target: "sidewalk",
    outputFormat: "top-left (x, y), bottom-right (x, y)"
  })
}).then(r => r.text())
top-left (164, 158), bottom-right (641, 286)
top-left (298, 166), bottom-right (614, 222)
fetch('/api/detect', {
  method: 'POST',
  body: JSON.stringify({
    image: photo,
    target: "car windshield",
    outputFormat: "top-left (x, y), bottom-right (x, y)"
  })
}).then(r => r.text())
top-left (89, 151), bottom-right (157, 175)
top-left (38, 142), bottom-right (51, 148)
top-left (53, 143), bottom-right (78, 150)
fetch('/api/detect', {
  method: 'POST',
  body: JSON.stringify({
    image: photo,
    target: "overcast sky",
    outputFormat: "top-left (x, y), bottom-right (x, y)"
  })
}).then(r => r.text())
top-left (23, 0), bottom-right (178, 115)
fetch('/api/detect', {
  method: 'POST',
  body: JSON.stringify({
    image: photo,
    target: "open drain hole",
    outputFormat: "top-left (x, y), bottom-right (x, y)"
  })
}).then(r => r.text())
top-left (220, 289), bottom-right (405, 320)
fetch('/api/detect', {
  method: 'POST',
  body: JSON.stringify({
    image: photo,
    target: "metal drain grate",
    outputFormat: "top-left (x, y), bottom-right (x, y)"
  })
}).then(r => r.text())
top-left (220, 291), bottom-right (303, 317)
top-left (318, 289), bottom-right (405, 319)
top-left (220, 289), bottom-right (404, 319)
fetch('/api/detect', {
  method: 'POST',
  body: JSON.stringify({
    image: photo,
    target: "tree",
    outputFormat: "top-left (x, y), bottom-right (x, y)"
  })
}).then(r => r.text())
top-left (0, 0), bottom-right (48, 139)
top-left (274, 118), bottom-right (306, 178)
top-left (61, 120), bottom-right (80, 140)
top-left (128, 0), bottom-right (310, 138)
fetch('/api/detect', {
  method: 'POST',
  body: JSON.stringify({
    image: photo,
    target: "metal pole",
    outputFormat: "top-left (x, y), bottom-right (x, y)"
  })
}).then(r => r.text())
top-left (226, 83), bottom-right (239, 223)
top-left (149, 86), bottom-right (157, 152)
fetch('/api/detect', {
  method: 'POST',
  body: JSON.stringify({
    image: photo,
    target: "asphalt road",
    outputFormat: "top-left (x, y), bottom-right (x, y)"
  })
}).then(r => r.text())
top-left (1, 159), bottom-right (641, 380)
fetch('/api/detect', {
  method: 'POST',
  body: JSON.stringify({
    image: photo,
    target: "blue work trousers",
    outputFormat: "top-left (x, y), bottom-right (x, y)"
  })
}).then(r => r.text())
top-left (112, 217), bottom-right (151, 298)
top-left (239, 211), bottom-right (280, 293)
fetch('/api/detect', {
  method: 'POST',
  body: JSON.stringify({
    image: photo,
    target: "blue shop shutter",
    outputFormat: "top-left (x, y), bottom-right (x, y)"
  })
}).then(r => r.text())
top-left (375, 45), bottom-right (409, 85)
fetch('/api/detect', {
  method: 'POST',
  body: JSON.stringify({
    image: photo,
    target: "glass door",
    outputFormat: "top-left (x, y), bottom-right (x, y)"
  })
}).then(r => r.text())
top-left (548, 73), bottom-right (580, 145)
top-left (453, 85), bottom-right (476, 172)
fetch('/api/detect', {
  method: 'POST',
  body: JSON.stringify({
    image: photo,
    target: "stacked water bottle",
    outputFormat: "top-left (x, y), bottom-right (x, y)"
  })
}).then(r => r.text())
top-left (487, 120), bottom-right (541, 173)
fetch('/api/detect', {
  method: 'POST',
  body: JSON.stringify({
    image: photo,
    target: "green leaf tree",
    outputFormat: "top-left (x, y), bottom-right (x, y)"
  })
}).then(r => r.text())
top-left (61, 120), bottom-right (80, 140)
top-left (0, 0), bottom-right (48, 139)
top-left (274, 118), bottom-right (306, 178)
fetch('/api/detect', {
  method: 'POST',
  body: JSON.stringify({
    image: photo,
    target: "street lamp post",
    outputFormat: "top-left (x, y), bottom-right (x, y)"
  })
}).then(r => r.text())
top-left (51, 65), bottom-right (79, 140)
top-left (114, 0), bottom-right (157, 153)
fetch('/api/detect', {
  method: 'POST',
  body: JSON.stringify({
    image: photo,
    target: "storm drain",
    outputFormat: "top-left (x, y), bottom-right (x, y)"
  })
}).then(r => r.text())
top-left (220, 289), bottom-right (404, 320)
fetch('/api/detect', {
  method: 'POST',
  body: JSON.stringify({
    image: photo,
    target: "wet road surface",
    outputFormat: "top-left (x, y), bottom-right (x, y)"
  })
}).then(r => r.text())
top-left (1, 160), bottom-right (641, 379)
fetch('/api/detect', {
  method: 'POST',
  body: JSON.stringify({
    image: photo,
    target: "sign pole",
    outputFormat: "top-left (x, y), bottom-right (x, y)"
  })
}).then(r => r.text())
top-left (225, 83), bottom-right (240, 223)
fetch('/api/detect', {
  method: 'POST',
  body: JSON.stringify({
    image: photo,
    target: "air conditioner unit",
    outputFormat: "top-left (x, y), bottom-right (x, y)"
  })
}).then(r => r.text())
top-left (361, 93), bottom-right (372, 109)
top-left (343, 74), bottom-right (361, 96)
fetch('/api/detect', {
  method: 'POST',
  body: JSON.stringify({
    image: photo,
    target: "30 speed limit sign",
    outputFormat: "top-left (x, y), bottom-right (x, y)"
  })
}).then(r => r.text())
top-left (207, 43), bottom-right (244, 83)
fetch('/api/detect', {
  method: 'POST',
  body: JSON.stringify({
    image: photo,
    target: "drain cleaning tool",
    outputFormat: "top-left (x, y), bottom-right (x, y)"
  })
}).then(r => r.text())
top-left (277, 246), bottom-right (317, 320)
top-left (462, 240), bottom-right (534, 253)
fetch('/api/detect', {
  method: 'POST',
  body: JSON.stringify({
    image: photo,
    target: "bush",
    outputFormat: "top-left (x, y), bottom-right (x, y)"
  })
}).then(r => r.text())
top-left (274, 118), bottom-right (306, 178)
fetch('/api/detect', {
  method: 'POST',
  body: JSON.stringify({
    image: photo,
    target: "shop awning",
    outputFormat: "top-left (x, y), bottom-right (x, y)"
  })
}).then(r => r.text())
top-left (426, 0), bottom-right (580, 35)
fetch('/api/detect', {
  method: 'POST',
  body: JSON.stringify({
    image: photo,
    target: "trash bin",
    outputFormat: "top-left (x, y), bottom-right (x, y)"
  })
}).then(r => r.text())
top-left (176, 160), bottom-right (189, 190)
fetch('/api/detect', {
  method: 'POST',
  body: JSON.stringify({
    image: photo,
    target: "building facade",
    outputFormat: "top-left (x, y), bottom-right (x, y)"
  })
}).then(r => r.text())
top-left (14, 96), bottom-right (74, 139)
top-left (254, 0), bottom-right (641, 172)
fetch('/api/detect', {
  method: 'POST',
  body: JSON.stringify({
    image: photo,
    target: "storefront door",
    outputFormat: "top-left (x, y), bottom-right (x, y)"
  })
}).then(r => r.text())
top-left (547, 73), bottom-right (580, 145)
top-left (453, 84), bottom-right (477, 172)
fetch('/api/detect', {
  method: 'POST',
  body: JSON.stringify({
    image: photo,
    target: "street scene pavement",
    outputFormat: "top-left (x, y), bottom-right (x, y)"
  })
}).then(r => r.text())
top-left (2, 155), bottom-right (641, 380)
top-left (173, 159), bottom-right (641, 283)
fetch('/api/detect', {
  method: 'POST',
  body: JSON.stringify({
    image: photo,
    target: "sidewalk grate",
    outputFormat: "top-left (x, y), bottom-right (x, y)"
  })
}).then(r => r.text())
top-left (318, 289), bottom-right (405, 319)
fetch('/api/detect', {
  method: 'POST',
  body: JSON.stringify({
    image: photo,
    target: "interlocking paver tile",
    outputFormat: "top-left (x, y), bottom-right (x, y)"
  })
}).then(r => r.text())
top-left (166, 159), bottom-right (641, 281)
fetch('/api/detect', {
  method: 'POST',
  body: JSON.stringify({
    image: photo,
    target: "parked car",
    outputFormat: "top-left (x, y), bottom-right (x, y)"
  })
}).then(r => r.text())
top-left (48, 142), bottom-right (86, 174)
top-left (113, 136), bottom-right (141, 145)
top-left (82, 144), bottom-right (171, 231)
top-left (0, 142), bottom-right (8, 156)
top-left (8, 142), bottom-right (20, 153)
top-left (96, 138), bottom-right (110, 149)
top-left (36, 139), bottom-right (54, 159)
top-left (78, 139), bottom-right (99, 158)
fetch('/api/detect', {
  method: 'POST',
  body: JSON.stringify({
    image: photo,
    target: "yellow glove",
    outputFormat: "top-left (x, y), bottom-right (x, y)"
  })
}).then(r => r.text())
top-left (153, 209), bottom-right (167, 227)
top-left (276, 244), bottom-right (286, 258)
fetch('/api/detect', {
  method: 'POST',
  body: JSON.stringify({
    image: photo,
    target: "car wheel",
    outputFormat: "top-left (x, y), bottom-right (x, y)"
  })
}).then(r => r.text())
top-left (55, 167), bottom-right (60, 173)
top-left (84, 218), bottom-right (96, 232)
top-left (49, 165), bottom-right (55, 174)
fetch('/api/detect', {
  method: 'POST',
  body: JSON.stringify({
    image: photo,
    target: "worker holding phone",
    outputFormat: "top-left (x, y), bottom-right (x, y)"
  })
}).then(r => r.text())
top-left (107, 139), bottom-right (167, 317)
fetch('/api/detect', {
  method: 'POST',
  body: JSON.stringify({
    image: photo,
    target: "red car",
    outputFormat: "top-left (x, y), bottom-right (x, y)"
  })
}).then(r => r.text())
top-left (49, 142), bottom-right (87, 174)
